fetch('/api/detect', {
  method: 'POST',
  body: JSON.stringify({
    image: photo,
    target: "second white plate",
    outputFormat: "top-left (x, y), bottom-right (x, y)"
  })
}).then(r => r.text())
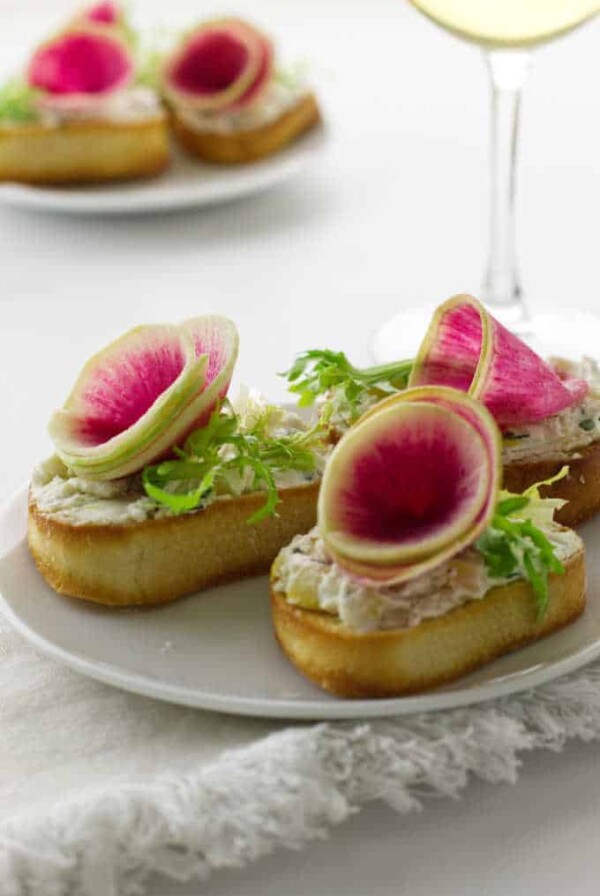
top-left (2, 490), bottom-right (600, 719)
top-left (0, 127), bottom-right (326, 215)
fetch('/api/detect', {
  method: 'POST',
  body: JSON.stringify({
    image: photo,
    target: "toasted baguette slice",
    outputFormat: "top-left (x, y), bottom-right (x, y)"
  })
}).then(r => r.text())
top-left (28, 482), bottom-right (318, 606)
top-left (171, 92), bottom-right (320, 165)
top-left (271, 547), bottom-right (586, 698)
top-left (0, 117), bottom-right (169, 184)
top-left (504, 440), bottom-right (600, 528)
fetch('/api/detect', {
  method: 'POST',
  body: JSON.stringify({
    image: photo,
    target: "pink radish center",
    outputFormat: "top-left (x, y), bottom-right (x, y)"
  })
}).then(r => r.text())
top-left (330, 407), bottom-right (488, 548)
top-left (78, 340), bottom-right (187, 446)
top-left (422, 302), bottom-right (482, 392)
top-left (29, 33), bottom-right (131, 95)
top-left (415, 299), bottom-right (589, 426)
top-left (86, 2), bottom-right (119, 24)
top-left (171, 32), bottom-right (250, 95)
top-left (190, 331), bottom-right (227, 384)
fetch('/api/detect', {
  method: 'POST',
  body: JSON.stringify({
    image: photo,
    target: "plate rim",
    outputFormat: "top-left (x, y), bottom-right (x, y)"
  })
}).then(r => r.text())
top-left (2, 487), bottom-right (600, 720)
top-left (0, 127), bottom-right (327, 215)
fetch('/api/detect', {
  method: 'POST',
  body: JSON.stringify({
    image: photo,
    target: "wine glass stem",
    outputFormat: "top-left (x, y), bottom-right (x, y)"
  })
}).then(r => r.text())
top-left (483, 48), bottom-right (532, 330)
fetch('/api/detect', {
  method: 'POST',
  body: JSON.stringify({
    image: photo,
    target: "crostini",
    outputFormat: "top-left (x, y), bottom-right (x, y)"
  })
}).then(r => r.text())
top-left (271, 387), bottom-right (586, 697)
top-left (284, 295), bottom-right (600, 528)
top-left (0, 3), bottom-right (168, 184)
top-left (161, 18), bottom-right (320, 164)
top-left (28, 316), bottom-right (330, 606)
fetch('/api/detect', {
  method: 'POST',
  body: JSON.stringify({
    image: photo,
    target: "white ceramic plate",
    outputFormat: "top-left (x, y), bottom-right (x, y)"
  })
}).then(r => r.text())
top-left (0, 129), bottom-right (326, 215)
top-left (2, 488), bottom-right (600, 720)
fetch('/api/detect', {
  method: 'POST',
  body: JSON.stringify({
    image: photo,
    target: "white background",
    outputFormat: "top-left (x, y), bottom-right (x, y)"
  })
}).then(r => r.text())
top-left (1, 0), bottom-right (599, 893)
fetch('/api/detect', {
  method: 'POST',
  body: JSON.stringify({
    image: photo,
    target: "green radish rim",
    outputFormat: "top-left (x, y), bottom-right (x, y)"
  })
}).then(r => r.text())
top-left (50, 327), bottom-right (207, 477)
top-left (326, 520), bottom-right (490, 586)
top-left (52, 363), bottom-right (205, 478)
top-left (408, 294), bottom-right (493, 400)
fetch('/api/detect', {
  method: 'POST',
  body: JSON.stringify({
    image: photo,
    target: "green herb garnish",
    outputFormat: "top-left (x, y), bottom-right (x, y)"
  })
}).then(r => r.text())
top-left (476, 470), bottom-right (570, 619)
top-left (274, 59), bottom-right (310, 91)
top-left (503, 431), bottom-right (530, 440)
top-left (134, 29), bottom-right (171, 89)
top-left (142, 400), bottom-right (327, 523)
top-left (579, 418), bottom-right (595, 432)
top-left (283, 349), bottom-right (413, 427)
top-left (135, 46), bottom-right (162, 89)
top-left (0, 80), bottom-right (40, 123)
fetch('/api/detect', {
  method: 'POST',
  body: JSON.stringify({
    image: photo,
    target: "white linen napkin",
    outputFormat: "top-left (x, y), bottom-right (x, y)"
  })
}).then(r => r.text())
top-left (3, 611), bottom-right (600, 896)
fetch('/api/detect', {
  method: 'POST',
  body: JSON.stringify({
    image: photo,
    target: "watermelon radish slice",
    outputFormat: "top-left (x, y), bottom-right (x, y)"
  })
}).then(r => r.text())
top-left (358, 383), bottom-right (500, 538)
top-left (409, 295), bottom-right (588, 428)
top-left (48, 316), bottom-right (239, 481)
top-left (227, 30), bottom-right (273, 110)
top-left (84, 2), bottom-right (121, 25)
top-left (319, 387), bottom-right (501, 587)
top-left (70, 4), bottom-right (132, 47)
top-left (318, 389), bottom-right (498, 579)
top-left (28, 27), bottom-right (134, 96)
top-left (325, 387), bottom-right (501, 586)
top-left (161, 314), bottom-right (240, 440)
top-left (49, 325), bottom-right (207, 479)
top-left (162, 19), bottom-right (273, 112)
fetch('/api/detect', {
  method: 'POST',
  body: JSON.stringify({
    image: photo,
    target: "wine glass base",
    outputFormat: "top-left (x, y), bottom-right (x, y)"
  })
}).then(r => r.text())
top-left (371, 306), bottom-right (600, 364)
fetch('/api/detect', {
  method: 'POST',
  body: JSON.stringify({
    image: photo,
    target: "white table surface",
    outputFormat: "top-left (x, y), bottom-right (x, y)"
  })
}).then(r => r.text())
top-left (1, 1), bottom-right (599, 893)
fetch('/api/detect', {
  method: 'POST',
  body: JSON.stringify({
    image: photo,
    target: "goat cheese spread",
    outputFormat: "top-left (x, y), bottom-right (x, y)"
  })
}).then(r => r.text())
top-left (502, 357), bottom-right (600, 464)
top-left (176, 78), bottom-right (309, 134)
top-left (31, 391), bottom-right (329, 526)
top-left (271, 526), bottom-right (581, 633)
top-left (36, 87), bottom-right (165, 126)
top-left (31, 456), bottom-right (158, 525)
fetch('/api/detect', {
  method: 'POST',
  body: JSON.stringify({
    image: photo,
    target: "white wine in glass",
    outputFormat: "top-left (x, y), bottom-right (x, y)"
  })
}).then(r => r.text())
top-left (409, 0), bottom-right (597, 47)
top-left (373, 0), bottom-right (599, 360)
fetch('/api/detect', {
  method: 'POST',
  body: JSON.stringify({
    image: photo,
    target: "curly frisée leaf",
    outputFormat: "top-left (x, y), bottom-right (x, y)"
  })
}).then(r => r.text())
top-left (519, 465), bottom-right (569, 526)
top-left (0, 80), bottom-right (41, 122)
top-left (476, 469), bottom-right (569, 620)
top-left (274, 59), bottom-right (309, 90)
top-left (142, 400), bottom-right (327, 523)
top-left (283, 349), bottom-right (413, 428)
top-left (143, 463), bottom-right (217, 514)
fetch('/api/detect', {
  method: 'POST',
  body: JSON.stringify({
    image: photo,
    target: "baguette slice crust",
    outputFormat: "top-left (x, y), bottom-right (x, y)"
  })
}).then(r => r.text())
top-left (504, 439), bottom-right (600, 528)
top-left (0, 117), bottom-right (169, 184)
top-left (271, 548), bottom-right (586, 698)
top-left (28, 482), bottom-right (319, 606)
top-left (171, 92), bottom-right (321, 165)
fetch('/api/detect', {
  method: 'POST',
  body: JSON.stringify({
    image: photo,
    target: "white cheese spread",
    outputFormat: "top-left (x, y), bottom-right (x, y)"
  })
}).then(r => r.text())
top-left (31, 456), bottom-right (161, 525)
top-left (36, 87), bottom-right (165, 126)
top-left (175, 78), bottom-right (310, 135)
top-left (502, 357), bottom-right (600, 464)
top-left (31, 391), bottom-right (329, 526)
top-left (271, 526), bottom-right (581, 633)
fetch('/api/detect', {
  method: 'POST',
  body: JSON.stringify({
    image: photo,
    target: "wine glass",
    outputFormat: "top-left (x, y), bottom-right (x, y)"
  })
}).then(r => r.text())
top-left (373, 0), bottom-right (599, 361)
